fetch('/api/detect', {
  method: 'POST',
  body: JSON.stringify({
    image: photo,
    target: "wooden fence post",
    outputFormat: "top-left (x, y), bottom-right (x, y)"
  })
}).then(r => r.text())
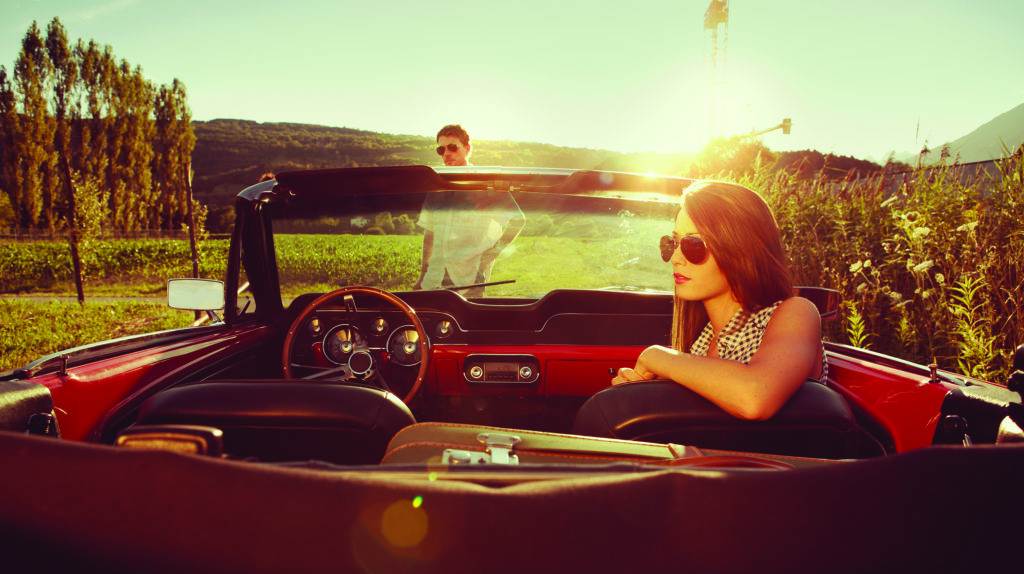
top-left (61, 151), bottom-right (85, 305)
top-left (185, 160), bottom-right (200, 279)
top-left (184, 161), bottom-right (201, 320)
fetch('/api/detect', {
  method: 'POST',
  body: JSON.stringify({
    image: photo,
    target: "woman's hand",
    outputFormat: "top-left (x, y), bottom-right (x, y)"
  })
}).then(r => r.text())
top-left (611, 367), bottom-right (648, 385)
top-left (637, 345), bottom-right (675, 374)
top-left (611, 347), bottom-right (663, 385)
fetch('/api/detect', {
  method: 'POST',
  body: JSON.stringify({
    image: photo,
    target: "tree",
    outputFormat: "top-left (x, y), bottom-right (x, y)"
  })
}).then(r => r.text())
top-left (75, 40), bottom-right (114, 192)
top-left (687, 137), bottom-right (776, 177)
top-left (0, 67), bottom-right (18, 227)
top-left (3, 20), bottom-right (196, 236)
top-left (153, 79), bottom-right (195, 229)
top-left (45, 18), bottom-right (85, 303)
top-left (13, 22), bottom-right (56, 229)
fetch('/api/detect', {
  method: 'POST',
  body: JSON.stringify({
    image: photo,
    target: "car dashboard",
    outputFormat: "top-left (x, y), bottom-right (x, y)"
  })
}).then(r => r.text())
top-left (281, 288), bottom-right (673, 429)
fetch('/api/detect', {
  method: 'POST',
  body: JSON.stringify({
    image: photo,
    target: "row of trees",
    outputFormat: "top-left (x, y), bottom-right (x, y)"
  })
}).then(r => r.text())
top-left (0, 18), bottom-right (195, 233)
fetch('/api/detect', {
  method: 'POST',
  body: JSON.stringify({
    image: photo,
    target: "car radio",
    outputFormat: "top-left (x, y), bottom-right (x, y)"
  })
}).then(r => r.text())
top-left (463, 354), bottom-right (540, 384)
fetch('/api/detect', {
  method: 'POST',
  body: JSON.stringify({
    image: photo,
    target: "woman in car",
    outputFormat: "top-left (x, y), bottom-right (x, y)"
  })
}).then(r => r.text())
top-left (611, 182), bottom-right (825, 421)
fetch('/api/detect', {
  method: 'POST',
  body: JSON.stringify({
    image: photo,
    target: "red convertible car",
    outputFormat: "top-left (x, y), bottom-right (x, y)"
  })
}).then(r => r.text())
top-left (1, 166), bottom-right (1022, 573)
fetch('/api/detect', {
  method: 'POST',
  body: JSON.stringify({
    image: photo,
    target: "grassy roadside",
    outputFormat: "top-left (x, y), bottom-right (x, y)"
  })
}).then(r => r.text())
top-left (0, 299), bottom-right (194, 372)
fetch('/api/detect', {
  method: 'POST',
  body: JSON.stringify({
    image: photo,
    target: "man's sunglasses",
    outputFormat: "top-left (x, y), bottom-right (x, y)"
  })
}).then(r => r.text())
top-left (660, 234), bottom-right (709, 264)
top-left (436, 143), bottom-right (460, 155)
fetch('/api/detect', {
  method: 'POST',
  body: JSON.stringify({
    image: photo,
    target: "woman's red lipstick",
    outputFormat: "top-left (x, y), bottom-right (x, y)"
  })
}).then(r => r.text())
top-left (674, 273), bottom-right (689, 284)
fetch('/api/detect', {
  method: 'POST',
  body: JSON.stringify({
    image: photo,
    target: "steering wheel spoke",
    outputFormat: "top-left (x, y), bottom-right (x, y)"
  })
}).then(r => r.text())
top-left (282, 286), bottom-right (430, 404)
top-left (304, 364), bottom-right (355, 381)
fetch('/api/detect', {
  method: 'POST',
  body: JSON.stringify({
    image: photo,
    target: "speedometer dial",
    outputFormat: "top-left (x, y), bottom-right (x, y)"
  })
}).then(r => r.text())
top-left (386, 326), bottom-right (423, 366)
top-left (323, 325), bottom-right (364, 365)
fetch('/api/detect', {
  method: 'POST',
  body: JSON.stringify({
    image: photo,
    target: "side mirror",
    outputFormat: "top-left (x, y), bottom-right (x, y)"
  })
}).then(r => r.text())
top-left (167, 278), bottom-right (225, 311)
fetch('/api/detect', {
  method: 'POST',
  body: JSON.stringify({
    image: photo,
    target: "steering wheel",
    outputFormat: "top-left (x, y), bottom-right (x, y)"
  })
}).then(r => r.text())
top-left (281, 286), bottom-right (430, 404)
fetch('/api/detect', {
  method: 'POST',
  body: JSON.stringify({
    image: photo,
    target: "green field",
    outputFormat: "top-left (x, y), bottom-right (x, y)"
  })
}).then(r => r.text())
top-left (1, 228), bottom-right (671, 300)
top-left (0, 239), bottom-right (230, 295)
top-left (0, 299), bottom-right (194, 372)
top-left (0, 231), bottom-right (670, 372)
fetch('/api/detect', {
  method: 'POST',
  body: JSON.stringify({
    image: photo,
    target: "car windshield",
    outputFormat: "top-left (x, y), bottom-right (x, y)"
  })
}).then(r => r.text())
top-left (271, 182), bottom-right (683, 304)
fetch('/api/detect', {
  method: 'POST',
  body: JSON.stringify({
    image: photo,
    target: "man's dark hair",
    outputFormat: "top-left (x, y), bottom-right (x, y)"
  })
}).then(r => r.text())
top-left (436, 124), bottom-right (470, 147)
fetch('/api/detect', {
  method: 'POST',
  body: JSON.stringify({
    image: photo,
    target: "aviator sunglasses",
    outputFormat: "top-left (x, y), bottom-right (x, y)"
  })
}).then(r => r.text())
top-left (660, 234), bottom-right (710, 264)
top-left (435, 143), bottom-right (461, 155)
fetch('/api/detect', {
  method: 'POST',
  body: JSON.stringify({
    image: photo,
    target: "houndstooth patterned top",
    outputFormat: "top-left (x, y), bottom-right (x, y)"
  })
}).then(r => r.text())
top-left (689, 300), bottom-right (828, 382)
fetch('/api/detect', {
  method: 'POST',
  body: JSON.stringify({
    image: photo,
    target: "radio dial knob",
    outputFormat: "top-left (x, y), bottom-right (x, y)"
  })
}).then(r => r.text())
top-left (519, 366), bottom-right (533, 380)
top-left (469, 365), bottom-right (484, 380)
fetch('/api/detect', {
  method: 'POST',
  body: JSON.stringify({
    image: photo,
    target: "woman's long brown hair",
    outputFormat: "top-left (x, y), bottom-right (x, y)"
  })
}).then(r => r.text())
top-left (671, 182), bottom-right (794, 352)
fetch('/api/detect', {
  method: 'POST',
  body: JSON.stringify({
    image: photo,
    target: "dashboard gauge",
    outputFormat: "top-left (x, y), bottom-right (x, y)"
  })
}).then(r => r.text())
top-left (435, 319), bottom-right (453, 339)
top-left (323, 325), bottom-right (364, 365)
top-left (371, 317), bottom-right (389, 335)
top-left (386, 326), bottom-right (424, 367)
top-left (308, 317), bottom-right (323, 337)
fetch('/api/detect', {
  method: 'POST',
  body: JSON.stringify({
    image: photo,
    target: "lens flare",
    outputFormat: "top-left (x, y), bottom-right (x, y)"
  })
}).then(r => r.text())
top-left (380, 499), bottom-right (429, 548)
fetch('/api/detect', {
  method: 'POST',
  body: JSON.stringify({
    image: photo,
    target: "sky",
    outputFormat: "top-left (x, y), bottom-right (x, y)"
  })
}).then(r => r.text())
top-left (2, 0), bottom-right (1023, 160)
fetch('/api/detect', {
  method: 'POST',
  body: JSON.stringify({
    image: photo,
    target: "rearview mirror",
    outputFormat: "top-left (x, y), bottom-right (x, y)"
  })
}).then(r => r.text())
top-left (167, 278), bottom-right (225, 311)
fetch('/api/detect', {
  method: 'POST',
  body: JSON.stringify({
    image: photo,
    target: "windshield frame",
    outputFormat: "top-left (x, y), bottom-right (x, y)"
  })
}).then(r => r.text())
top-left (233, 166), bottom-right (717, 314)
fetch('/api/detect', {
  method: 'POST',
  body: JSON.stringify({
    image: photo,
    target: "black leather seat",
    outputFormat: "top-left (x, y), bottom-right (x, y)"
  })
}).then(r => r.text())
top-left (135, 380), bottom-right (415, 464)
top-left (572, 380), bottom-right (885, 459)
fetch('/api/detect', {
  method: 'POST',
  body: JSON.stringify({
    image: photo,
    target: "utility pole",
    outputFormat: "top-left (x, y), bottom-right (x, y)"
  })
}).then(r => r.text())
top-left (704, 0), bottom-right (729, 137)
top-left (736, 118), bottom-right (792, 141)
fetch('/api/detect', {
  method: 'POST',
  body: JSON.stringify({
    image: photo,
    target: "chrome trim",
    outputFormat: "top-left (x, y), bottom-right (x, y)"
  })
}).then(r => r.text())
top-left (18, 324), bottom-right (225, 377)
top-left (348, 350), bottom-right (374, 376)
top-left (462, 353), bottom-right (540, 384)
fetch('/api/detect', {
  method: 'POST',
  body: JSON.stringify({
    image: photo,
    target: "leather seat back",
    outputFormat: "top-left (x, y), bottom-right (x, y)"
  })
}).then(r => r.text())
top-left (0, 381), bottom-right (58, 436)
top-left (136, 380), bottom-right (415, 464)
top-left (572, 380), bottom-right (885, 459)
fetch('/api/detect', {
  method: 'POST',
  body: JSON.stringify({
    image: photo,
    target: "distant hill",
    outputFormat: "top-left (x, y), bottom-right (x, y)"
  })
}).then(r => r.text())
top-left (191, 119), bottom-right (693, 206)
top-left (915, 102), bottom-right (1024, 164)
top-left (775, 149), bottom-right (884, 178)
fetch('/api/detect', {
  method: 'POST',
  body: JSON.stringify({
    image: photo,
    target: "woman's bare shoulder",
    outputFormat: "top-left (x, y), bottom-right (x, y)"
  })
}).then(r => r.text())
top-left (768, 296), bottom-right (822, 331)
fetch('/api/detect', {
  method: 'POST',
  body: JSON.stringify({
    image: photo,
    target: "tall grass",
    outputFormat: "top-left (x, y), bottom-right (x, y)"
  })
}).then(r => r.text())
top-left (728, 154), bottom-right (1023, 380)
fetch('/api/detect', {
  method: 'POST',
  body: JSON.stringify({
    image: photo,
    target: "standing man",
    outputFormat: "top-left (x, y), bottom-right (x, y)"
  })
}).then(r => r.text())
top-left (414, 125), bottom-right (525, 297)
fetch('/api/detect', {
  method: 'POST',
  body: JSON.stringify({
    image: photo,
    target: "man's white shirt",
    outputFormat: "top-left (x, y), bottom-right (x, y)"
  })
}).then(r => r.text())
top-left (417, 195), bottom-right (518, 288)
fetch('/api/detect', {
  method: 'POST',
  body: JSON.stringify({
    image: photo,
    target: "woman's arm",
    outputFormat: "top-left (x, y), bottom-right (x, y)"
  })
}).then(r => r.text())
top-left (622, 297), bottom-right (822, 421)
